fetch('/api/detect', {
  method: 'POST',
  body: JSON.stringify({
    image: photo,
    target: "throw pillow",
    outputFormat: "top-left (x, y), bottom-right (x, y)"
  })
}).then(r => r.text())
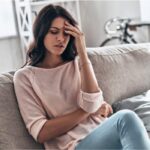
top-left (112, 90), bottom-right (150, 131)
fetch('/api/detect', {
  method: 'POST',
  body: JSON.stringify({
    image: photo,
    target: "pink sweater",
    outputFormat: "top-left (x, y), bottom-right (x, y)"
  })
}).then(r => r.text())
top-left (13, 57), bottom-right (105, 150)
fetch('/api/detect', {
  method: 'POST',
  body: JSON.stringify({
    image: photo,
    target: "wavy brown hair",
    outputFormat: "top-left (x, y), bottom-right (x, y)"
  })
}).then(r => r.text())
top-left (23, 4), bottom-right (78, 67)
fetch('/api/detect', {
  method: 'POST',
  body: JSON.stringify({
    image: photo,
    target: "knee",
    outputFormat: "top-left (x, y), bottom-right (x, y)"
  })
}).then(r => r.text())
top-left (116, 109), bottom-right (139, 124)
top-left (117, 109), bottom-right (136, 116)
top-left (115, 110), bottom-right (147, 138)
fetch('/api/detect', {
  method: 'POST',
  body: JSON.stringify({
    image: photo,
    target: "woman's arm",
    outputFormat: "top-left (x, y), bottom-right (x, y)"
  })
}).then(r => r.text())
top-left (78, 51), bottom-right (100, 93)
top-left (65, 21), bottom-right (100, 93)
top-left (38, 108), bottom-right (89, 143)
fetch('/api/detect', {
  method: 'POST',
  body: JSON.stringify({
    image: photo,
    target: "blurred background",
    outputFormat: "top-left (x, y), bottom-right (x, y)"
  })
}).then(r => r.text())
top-left (1, 0), bottom-right (150, 73)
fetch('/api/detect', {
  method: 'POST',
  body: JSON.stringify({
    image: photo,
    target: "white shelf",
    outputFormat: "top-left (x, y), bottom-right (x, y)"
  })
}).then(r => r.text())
top-left (30, 0), bottom-right (76, 6)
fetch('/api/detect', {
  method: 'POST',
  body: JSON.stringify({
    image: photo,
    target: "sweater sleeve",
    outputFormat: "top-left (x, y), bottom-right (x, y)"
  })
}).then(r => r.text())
top-left (77, 90), bottom-right (104, 113)
top-left (75, 57), bottom-right (104, 113)
top-left (13, 69), bottom-right (47, 141)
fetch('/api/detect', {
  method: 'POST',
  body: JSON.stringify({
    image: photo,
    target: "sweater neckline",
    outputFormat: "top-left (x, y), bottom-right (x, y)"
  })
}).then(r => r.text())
top-left (26, 60), bottom-right (73, 71)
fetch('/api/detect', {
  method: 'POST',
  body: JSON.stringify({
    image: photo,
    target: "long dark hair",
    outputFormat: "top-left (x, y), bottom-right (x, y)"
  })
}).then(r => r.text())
top-left (24, 4), bottom-right (78, 67)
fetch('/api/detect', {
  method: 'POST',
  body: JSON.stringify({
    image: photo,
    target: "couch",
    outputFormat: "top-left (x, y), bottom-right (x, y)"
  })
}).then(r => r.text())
top-left (0, 43), bottom-right (150, 149)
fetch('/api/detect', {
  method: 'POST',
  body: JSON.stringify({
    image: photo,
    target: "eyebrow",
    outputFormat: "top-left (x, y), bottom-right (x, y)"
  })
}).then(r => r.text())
top-left (50, 27), bottom-right (64, 30)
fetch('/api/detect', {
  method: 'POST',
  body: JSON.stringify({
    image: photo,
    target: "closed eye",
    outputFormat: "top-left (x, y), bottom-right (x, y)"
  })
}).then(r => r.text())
top-left (48, 28), bottom-right (70, 37)
top-left (49, 30), bottom-right (59, 34)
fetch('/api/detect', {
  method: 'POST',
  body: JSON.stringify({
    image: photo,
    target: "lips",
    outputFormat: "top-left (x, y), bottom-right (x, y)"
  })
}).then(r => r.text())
top-left (55, 44), bottom-right (64, 48)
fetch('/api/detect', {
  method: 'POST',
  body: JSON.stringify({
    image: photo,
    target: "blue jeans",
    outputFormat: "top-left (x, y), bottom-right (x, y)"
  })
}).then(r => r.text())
top-left (75, 110), bottom-right (150, 150)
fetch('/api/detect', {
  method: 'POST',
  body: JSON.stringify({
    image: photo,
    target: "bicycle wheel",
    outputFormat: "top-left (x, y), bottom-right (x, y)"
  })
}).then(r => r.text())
top-left (100, 37), bottom-right (122, 47)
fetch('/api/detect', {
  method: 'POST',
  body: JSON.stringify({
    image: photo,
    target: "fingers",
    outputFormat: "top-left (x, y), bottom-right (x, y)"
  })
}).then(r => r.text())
top-left (104, 106), bottom-right (109, 117)
top-left (65, 21), bottom-right (80, 34)
top-left (100, 104), bottom-right (109, 117)
top-left (64, 30), bottom-right (77, 37)
top-left (100, 103), bottom-right (113, 117)
top-left (109, 105), bottom-right (113, 114)
top-left (64, 21), bottom-right (83, 37)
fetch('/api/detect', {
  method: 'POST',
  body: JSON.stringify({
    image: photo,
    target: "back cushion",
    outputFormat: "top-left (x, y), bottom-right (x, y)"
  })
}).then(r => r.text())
top-left (87, 43), bottom-right (150, 104)
top-left (0, 73), bottom-right (44, 150)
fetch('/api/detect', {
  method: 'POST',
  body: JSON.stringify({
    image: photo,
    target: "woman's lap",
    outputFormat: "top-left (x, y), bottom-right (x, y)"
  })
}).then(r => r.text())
top-left (75, 109), bottom-right (150, 150)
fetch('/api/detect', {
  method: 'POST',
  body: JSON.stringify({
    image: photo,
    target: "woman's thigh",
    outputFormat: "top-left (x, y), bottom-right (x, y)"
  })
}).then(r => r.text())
top-left (75, 109), bottom-right (150, 150)
top-left (76, 112), bottom-right (123, 150)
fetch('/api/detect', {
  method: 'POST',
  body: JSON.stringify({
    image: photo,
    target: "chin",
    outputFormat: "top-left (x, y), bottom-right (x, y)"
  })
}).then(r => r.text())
top-left (54, 51), bottom-right (65, 56)
top-left (55, 48), bottom-right (65, 54)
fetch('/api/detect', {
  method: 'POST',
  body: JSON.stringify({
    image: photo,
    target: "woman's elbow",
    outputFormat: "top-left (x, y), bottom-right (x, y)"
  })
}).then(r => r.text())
top-left (37, 127), bottom-right (53, 144)
top-left (37, 126), bottom-right (49, 144)
top-left (37, 132), bottom-right (45, 144)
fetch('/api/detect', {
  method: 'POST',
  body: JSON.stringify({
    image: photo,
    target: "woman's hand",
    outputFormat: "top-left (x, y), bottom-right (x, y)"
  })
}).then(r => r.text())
top-left (92, 101), bottom-right (113, 118)
top-left (64, 21), bottom-right (86, 55)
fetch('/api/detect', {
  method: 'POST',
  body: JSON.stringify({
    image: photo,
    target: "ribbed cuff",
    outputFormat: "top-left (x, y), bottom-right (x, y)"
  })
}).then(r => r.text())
top-left (78, 90), bottom-right (104, 113)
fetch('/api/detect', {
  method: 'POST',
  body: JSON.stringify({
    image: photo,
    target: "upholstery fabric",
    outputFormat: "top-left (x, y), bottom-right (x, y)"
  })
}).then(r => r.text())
top-left (0, 73), bottom-right (44, 150)
top-left (87, 43), bottom-right (150, 104)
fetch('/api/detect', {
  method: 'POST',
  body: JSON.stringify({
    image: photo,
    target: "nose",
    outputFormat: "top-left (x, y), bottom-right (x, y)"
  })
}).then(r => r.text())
top-left (56, 32), bottom-right (65, 42)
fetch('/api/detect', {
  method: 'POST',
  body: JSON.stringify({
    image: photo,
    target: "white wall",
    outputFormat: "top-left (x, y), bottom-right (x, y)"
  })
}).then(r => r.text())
top-left (140, 0), bottom-right (150, 22)
top-left (79, 0), bottom-right (140, 47)
top-left (0, 0), bottom-right (142, 73)
top-left (0, 0), bottom-right (23, 73)
top-left (0, 37), bottom-right (23, 73)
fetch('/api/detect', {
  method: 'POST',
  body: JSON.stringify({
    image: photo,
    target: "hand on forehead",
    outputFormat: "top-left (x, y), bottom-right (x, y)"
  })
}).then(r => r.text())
top-left (50, 17), bottom-right (70, 31)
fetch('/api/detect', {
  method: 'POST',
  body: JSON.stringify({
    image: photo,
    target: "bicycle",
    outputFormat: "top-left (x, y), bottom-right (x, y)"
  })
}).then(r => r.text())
top-left (100, 17), bottom-right (150, 47)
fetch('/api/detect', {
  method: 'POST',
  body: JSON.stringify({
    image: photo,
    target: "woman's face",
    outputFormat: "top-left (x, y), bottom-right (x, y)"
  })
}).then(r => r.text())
top-left (44, 17), bottom-right (71, 56)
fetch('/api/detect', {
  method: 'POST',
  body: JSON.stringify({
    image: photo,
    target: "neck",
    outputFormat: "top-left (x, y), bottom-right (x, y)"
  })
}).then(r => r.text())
top-left (37, 54), bottom-right (64, 68)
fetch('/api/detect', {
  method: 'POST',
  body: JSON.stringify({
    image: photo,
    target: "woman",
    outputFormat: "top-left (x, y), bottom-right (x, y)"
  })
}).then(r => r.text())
top-left (13, 4), bottom-right (150, 150)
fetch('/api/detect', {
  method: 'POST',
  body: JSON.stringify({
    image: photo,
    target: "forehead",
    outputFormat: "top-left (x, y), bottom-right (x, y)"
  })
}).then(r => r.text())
top-left (51, 17), bottom-right (68, 28)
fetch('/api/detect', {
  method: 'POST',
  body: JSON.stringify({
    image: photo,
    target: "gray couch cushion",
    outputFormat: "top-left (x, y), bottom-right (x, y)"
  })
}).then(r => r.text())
top-left (0, 73), bottom-right (44, 150)
top-left (112, 90), bottom-right (150, 131)
top-left (87, 43), bottom-right (150, 104)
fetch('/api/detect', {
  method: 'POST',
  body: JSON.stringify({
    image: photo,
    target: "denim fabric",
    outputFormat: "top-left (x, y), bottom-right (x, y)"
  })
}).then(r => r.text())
top-left (75, 110), bottom-right (150, 150)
